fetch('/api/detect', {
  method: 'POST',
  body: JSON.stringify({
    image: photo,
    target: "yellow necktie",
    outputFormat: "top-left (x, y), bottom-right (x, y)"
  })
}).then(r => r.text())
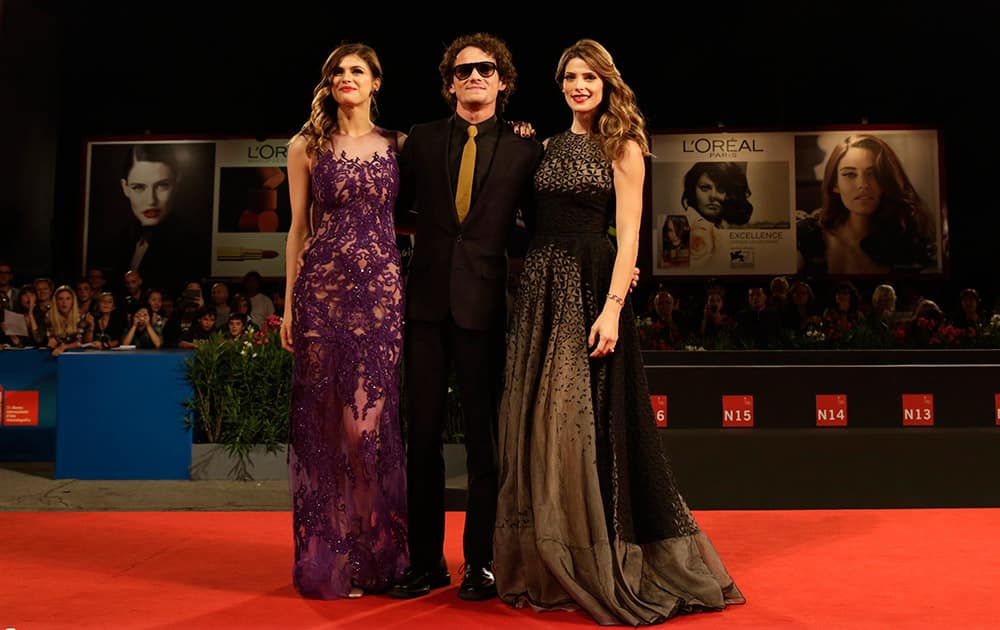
top-left (455, 124), bottom-right (478, 223)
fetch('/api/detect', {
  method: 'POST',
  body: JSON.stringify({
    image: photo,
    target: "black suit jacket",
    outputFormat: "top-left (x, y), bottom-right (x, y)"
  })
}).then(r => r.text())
top-left (399, 117), bottom-right (542, 331)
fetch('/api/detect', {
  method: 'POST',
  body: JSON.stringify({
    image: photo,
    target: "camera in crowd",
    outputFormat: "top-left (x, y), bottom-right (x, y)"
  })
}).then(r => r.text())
top-left (181, 288), bottom-right (201, 308)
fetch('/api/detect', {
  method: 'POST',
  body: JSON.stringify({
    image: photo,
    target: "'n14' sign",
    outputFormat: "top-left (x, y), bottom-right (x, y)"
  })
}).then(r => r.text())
top-left (816, 394), bottom-right (847, 427)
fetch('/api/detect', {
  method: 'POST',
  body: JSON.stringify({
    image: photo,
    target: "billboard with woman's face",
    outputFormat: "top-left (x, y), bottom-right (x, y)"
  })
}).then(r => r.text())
top-left (82, 137), bottom-right (291, 293)
top-left (649, 128), bottom-right (944, 279)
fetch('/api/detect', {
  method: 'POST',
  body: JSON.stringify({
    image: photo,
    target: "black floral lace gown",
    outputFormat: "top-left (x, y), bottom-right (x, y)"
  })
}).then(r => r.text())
top-left (288, 129), bottom-right (408, 599)
top-left (494, 131), bottom-right (744, 625)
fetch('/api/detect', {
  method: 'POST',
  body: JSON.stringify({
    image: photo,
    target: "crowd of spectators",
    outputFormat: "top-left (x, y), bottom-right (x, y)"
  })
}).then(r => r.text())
top-left (0, 260), bottom-right (282, 353)
top-left (635, 275), bottom-right (997, 351)
top-left (3, 256), bottom-right (996, 355)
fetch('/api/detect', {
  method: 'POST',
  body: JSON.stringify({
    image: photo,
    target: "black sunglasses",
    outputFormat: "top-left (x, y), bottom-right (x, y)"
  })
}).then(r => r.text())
top-left (453, 61), bottom-right (497, 80)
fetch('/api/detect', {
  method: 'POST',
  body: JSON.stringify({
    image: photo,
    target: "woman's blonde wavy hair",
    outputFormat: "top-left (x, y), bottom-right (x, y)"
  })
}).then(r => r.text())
top-left (296, 43), bottom-right (383, 157)
top-left (555, 39), bottom-right (649, 160)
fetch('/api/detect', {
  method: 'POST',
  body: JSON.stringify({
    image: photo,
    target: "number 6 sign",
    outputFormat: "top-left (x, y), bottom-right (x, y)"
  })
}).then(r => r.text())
top-left (650, 395), bottom-right (667, 428)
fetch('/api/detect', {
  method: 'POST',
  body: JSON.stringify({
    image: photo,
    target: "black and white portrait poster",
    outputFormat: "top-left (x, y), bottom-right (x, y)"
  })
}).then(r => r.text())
top-left (84, 140), bottom-right (216, 292)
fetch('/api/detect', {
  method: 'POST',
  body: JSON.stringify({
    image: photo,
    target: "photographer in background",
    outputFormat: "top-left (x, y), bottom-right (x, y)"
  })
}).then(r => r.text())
top-left (699, 283), bottom-right (734, 342)
top-left (121, 305), bottom-right (162, 349)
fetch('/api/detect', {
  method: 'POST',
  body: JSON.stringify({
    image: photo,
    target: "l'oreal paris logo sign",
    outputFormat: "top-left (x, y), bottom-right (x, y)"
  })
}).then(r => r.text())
top-left (247, 144), bottom-right (288, 160)
top-left (682, 137), bottom-right (765, 158)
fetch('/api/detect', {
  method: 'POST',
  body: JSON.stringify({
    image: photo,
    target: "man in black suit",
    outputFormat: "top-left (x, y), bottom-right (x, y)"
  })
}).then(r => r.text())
top-left (389, 33), bottom-right (542, 601)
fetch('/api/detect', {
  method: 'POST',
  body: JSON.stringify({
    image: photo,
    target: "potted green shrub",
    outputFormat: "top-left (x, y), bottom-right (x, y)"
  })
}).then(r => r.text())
top-left (184, 315), bottom-right (292, 480)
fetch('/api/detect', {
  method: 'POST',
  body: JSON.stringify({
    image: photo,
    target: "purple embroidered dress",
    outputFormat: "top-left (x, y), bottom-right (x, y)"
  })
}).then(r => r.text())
top-left (288, 128), bottom-right (408, 599)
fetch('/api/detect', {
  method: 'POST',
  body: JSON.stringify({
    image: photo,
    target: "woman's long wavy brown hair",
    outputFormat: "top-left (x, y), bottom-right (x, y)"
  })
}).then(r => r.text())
top-left (818, 134), bottom-right (934, 267)
top-left (296, 43), bottom-right (383, 157)
top-left (555, 39), bottom-right (649, 160)
top-left (819, 134), bottom-right (928, 231)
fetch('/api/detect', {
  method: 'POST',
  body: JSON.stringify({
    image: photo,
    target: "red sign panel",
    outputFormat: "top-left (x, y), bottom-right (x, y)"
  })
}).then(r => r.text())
top-left (902, 394), bottom-right (934, 426)
top-left (816, 394), bottom-right (848, 427)
top-left (650, 395), bottom-right (667, 428)
top-left (3, 390), bottom-right (39, 426)
top-left (722, 395), bottom-right (754, 428)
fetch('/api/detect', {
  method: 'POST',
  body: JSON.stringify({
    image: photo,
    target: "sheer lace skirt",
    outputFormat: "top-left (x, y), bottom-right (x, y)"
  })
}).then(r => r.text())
top-left (287, 128), bottom-right (408, 599)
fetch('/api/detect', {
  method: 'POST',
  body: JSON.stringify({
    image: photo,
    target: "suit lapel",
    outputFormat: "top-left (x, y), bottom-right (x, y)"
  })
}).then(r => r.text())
top-left (427, 118), bottom-right (460, 229)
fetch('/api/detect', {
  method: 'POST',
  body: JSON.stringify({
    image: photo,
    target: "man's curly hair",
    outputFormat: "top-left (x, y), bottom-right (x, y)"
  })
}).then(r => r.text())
top-left (438, 33), bottom-right (516, 113)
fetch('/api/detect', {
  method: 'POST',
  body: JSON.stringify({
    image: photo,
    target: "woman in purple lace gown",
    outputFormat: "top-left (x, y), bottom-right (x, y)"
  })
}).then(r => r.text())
top-left (280, 43), bottom-right (408, 600)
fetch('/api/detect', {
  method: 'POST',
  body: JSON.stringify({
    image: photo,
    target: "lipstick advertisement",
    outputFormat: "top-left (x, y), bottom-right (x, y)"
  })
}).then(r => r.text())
top-left (212, 139), bottom-right (291, 277)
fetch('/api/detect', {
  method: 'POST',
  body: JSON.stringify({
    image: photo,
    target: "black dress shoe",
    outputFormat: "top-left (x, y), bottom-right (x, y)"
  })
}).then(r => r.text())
top-left (457, 563), bottom-right (497, 601)
top-left (387, 564), bottom-right (451, 599)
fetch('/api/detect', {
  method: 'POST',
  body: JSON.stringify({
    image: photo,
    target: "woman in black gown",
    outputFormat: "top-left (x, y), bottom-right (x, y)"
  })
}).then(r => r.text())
top-left (493, 39), bottom-right (745, 625)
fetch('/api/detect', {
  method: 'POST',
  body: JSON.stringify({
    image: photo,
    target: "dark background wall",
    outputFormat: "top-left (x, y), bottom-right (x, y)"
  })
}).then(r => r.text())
top-left (2, 1), bottom-right (997, 303)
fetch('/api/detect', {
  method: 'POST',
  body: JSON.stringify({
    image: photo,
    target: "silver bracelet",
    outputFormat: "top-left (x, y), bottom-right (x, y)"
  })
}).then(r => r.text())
top-left (606, 293), bottom-right (625, 307)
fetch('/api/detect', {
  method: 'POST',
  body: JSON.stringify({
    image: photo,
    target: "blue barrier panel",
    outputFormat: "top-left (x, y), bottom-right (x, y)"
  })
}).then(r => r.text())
top-left (54, 350), bottom-right (193, 479)
top-left (0, 349), bottom-right (58, 460)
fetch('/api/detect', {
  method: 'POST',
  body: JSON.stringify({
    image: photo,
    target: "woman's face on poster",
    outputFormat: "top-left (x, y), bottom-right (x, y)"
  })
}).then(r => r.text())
top-left (666, 220), bottom-right (681, 246)
top-left (121, 160), bottom-right (175, 227)
top-left (833, 147), bottom-right (882, 218)
top-left (694, 173), bottom-right (725, 220)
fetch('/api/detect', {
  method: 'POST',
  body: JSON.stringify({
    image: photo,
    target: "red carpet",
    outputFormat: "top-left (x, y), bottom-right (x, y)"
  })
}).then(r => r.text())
top-left (2, 509), bottom-right (998, 628)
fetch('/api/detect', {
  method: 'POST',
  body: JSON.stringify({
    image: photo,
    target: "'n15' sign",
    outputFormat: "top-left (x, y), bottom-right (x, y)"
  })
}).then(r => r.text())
top-left (722, 395), bottom-right (754, 428)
